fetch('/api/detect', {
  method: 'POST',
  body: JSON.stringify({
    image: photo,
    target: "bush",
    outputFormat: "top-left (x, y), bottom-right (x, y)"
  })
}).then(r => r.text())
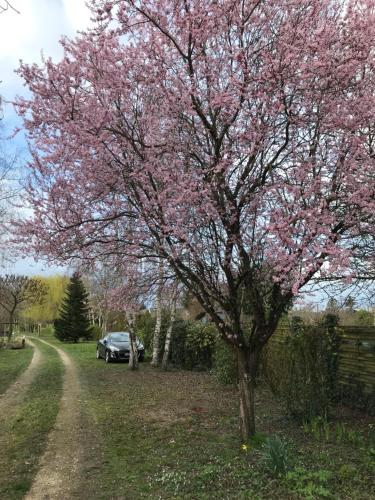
top-left (353, 310), bottom-right (374, 327)
top-left (163, 318), bottom-right (188, 367)
top-left (160, 320), bottom-right (216, 370)
top-left (133, 312), bottom-right (238, 375)
top-left (184, 321), bottom-right (217, 370)
top-left (212, 337), bottom-right (237, 385)
top-left (91, 324), bottom-right (103, 341)
top-left (320, 313), bottom-right (340, 331)
top-left (263, 325), bottom-right (338, 421)
top-left (135, 310), bottom-right (156, 351)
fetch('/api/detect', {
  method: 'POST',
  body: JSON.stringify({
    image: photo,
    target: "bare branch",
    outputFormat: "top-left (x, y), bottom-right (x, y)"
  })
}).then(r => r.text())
top-left (0, 1), bottom-right (20, 14)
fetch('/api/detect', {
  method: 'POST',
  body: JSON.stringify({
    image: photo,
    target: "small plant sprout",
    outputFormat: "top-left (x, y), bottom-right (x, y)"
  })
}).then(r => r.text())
top-left (262, 435), bottom-right (291, 476)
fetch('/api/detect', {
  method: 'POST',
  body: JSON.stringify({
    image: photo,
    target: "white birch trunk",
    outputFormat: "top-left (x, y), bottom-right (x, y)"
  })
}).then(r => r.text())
top-left (151, 260), bottom-right (164, 366)
top-left (126, 312), bottom-right (139, 370)
top-left (102, 315), bottom-right (107, 338)
top-left (161, 284), bottom-right (178, 370)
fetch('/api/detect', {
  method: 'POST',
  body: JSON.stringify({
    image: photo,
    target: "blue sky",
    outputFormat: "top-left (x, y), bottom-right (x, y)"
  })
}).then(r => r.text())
top-left (0, 0), bottom-right (92, 276)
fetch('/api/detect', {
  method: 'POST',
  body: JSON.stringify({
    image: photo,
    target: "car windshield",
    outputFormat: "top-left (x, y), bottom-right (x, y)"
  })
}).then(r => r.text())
top-left (109, 333), bottom-right (129, 342)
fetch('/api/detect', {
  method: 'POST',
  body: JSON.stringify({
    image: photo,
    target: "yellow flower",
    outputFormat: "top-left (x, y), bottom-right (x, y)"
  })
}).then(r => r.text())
top-left (241, 444), bottom-right (248, 451)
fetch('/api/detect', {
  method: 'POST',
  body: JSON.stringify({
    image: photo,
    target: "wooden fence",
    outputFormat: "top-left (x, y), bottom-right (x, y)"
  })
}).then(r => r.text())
top-left (269, 326), bottom-right (375, 394)
top-left (336, 326), bottom-right (375, 394)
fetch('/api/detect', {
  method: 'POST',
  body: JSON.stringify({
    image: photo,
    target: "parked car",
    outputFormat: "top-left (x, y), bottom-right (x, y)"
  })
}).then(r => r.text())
top-left (96, 332), bottom-right (145, 363)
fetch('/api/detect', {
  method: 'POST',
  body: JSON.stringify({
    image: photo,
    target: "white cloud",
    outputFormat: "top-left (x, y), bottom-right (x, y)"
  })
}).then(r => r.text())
top-left (0, 0), bottom-right (92, 276)
top-left (0, 0), bottom-right (92, 106)
top-left (62, 0), bottom-right (92, 34)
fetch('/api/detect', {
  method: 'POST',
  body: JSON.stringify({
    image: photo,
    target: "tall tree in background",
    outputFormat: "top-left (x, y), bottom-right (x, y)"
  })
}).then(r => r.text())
top-left (343, 295), bottom-right (356, 313)
top-left (21, 274), bottom-right (69, 324)
top-left (15, 0), bottom-right (375, 438)
top-left (326, 297), bottom-right (340, 314)
top-left (0, 275), bottom-right (47, 340)
top-left (84, 263), bottom-right (120, 336)
top-left (54, 272), bottom-right (93, 342)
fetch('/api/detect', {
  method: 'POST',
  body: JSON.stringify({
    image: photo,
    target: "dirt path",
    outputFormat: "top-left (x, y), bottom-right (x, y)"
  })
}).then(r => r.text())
top-left (25, 338), bottom-right (82, 500)
top-left (0, 339), bottom-right (42, 415)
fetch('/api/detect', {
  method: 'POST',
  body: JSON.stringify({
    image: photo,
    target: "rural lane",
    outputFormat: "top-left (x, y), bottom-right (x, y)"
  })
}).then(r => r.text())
top-left (25, 337), bottom-right (82, 500)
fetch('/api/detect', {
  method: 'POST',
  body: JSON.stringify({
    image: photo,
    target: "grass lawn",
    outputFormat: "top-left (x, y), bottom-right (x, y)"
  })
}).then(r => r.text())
top-left (0, 344), bottom-right (34, 396)
top-left (0, 340), bottom-right (64, 499)
top-left (42, 335), bottom-right (375, 499)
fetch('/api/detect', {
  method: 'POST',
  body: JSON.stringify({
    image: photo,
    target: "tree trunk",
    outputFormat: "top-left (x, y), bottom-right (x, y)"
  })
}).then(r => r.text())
top-left (128, 329), bottom-right (139, 370)
top-left (125, 311), bottom-right (139, 370)
top-left (7, 311), bottom-right (14, 343)
top-left (237, 347), bottom-right (260, 440)
top-left (102, 315), bottom-right (107, 338)
top-left (151, 261), bottom-right (164, 367)
top-left (161, 285), bottom-right (178, 370)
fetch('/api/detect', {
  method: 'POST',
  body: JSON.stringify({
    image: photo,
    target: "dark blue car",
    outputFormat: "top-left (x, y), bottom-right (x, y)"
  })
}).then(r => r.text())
top-left (96, 332), bottom-right (145, 363)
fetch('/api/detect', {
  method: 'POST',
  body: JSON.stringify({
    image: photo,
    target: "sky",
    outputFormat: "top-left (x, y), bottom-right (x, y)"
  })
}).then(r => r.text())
top-left (0, 0), bottom-right (93, 276)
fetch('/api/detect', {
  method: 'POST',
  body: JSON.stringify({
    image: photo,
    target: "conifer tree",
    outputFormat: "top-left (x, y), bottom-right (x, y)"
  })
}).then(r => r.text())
top-left (54, 272), bottom-right (93, 342)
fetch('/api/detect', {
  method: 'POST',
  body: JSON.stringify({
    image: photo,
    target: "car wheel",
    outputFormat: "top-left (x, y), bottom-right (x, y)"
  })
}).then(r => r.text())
top-left (105, 350), bottom-right (111, 363)
top-left (96, 348), bottom-right (101, 360)
top-left (138, 353), bottom-right (144, 362)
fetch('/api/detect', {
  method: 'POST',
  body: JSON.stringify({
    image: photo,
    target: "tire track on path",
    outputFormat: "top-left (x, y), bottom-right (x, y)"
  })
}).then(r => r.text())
top-left (25, 338), bottom-right (82, 500)
top-left (0, 339), bottom-right (42, 417)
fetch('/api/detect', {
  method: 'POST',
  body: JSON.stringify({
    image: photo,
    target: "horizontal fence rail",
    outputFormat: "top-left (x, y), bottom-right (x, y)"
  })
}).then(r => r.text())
top-left (269, 326), bottom-right (375, 395)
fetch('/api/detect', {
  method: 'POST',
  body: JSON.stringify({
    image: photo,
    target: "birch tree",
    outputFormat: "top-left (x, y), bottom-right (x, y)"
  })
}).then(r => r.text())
top-left (151, 259), bottom-right (164, 366)
top-left (161, 281), bottom-right (178, 370)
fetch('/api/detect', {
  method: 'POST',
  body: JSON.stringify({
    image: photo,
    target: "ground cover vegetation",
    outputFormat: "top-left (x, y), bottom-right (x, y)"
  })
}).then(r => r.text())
top-left (14, 0), bottom-right (375, 439)
top-left (31, 334), bottom-right (375, 499)
top-left (0, 339), bottom-right (63, 499)
top-left (0, 343), bottom-right (33, 395)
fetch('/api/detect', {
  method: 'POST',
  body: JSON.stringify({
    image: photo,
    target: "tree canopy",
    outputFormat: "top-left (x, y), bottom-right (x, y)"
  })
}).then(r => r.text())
top-left (14, 0), bottom-right (375, 438)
